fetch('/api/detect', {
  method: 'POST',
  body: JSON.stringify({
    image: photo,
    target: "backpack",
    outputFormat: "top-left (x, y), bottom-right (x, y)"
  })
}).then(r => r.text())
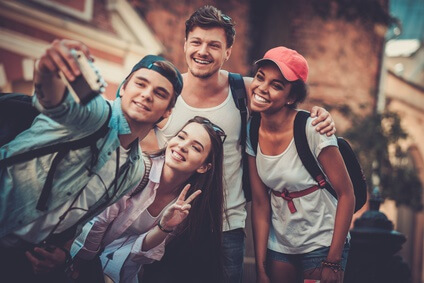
top-left (249, 110), bottom-right (367, 212)
top-left (0, 93), bottom-right (39, 146)
top-left (228, 72), bottom-right (252, 202)
top-left (0, 92), bottom-right (112, 211)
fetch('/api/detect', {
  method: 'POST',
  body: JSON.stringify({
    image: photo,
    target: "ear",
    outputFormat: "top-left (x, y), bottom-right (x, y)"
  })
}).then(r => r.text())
top-left (196, 163), bottom-right (212, 174)
top-left (118, 84), bottom-right (125, 97)
top-left (224, 46), bottom-right (233, 62)
top-left (162, 108), bottom-right (172, 120)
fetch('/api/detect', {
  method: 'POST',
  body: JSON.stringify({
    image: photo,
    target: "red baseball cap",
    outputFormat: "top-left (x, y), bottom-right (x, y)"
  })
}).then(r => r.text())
top-left (255, 46), bottom-right (308, 82)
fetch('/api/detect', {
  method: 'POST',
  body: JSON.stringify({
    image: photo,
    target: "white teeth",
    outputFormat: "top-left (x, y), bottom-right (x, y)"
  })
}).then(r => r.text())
top-left (172, 151), bottom-right (184, 161)
top-left (194, 58), bottom-right (211, 64)
top-left (254, 94), bottom-right (269, 103)
top-left (134, 102), bottom-right (148, 110)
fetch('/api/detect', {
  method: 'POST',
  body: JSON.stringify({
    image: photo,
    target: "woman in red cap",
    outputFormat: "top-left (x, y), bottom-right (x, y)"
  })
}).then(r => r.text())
top-left (247, 46), bottom-right (355, 283)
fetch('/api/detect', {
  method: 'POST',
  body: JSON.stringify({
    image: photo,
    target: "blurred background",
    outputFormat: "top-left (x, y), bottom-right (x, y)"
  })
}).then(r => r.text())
top-left (0, 0), bottom-right (423, 282)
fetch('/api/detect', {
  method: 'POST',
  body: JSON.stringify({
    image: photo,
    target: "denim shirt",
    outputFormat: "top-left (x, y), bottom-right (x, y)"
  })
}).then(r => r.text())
top-left (0, 93), bottom-right (145, 239)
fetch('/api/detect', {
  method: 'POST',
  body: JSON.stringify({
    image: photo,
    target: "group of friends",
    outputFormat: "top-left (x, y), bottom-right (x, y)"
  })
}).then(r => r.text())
top-left (0, 5), bottom-right (355, 283)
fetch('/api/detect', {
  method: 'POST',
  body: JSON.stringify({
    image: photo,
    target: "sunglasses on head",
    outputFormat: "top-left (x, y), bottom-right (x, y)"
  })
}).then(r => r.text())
top-left (221, 14), bottom-right (232, 23)
top-left (194, 116), bottom-right (227, 143)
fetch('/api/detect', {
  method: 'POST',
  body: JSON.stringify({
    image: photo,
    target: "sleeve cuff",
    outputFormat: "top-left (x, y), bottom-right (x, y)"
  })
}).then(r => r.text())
top-left (32, 90), bottom-right (73, 118)
top-left (129, 233), bottom-right (168, 264)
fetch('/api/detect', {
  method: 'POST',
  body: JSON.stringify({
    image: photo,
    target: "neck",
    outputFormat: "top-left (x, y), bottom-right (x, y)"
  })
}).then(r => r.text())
top-left (119, 123), bottom-right (153, 149)
top-left (260, 108), bottom-right (297, 133)
top-left (158, 164), bottom-right (192, 195)
top-left (182, 70), bottom-right (227, 99)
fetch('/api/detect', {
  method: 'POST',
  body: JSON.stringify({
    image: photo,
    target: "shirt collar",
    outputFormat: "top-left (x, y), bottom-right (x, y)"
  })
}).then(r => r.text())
top-left (149, 155), bottom-right (165, 184)
top-left (109, 97), bottom-right (132, 135)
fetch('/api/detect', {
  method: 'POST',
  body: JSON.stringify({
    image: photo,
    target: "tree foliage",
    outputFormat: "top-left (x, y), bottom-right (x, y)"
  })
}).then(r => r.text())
top-left (342, 108), bottom-right (422, 211)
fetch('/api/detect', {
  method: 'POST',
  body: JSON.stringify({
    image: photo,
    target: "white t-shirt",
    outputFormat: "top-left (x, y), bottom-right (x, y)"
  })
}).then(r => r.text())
top-left (246, 116), bottom-right (342, 254)
top-left (156, 89), bottom-right (246, 231)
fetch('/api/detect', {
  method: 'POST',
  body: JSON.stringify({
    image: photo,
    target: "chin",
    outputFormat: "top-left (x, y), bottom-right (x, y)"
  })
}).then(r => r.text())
top-left (250, 104), bottom-right (264, 113)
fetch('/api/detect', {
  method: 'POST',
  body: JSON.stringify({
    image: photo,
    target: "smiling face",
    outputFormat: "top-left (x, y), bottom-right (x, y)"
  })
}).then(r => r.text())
top-left (165, 122), bottom-right (212, 175)
top-left (184, 26), bottom-right (232, 79)
top-left (250, 63), bottom-right (293, 114)
top-left (120, 68), bottom-right (174, 126)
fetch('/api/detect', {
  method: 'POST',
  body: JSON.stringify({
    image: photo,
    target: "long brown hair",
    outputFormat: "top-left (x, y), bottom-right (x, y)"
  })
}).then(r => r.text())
top-left (142, 116), bottom-right (225, 283)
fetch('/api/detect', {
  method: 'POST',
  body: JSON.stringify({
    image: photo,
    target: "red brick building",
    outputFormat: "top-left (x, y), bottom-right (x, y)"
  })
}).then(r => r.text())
top-left (1, 0), bottom-right (423, 281)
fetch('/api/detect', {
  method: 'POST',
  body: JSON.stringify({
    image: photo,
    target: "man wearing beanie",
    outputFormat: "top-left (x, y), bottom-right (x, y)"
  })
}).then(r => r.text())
top-left (0, 39), bottom-right (183, 282)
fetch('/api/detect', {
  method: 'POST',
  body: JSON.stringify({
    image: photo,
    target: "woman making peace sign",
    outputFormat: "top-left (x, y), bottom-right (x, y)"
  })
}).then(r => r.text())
top-left (70, 116), bottom-right (225, 283)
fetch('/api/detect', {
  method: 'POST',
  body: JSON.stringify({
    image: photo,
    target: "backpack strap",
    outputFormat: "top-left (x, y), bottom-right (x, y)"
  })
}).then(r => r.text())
top-left (229, 72), bottom-right (248, 148)
top-left (43, 150), bottom-right (152, 248)
top-left (0, 102), bottom-right (112, 211)
top-left (0, 102), bottom-right (112, 168)
top-left (249, 112), bottom-right (261, 155)
top-left (228, 72), bottom-right (251, 202)
top-left (293, 111), bottom-right (337, 199)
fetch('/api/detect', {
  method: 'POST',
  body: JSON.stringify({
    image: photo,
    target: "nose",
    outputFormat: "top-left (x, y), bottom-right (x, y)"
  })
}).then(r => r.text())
top-left (197, 43), bottom-right (208, 56)
top-left (140, 87), bottom-right (153, 102)
top-left (177, 140), bottom-right (189, 153)
top-left (257, 82), bottom-right (269, 93)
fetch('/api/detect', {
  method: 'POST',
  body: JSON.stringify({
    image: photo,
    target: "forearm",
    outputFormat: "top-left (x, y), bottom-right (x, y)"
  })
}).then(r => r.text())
top-left (141, 224), bottom-right (170, 252)
top-left (33, 61), bottom-right (67, 108)
top-left (252, 200), bottom-right (270, 274)
top-left (73, 215), bottom-right (114, 259)
top-left (327, 193), bottom-right (355, 262)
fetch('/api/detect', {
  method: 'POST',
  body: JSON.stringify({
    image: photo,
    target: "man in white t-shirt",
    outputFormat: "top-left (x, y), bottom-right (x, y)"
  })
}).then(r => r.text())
top-left (141, 5), bottom-right (336, 282)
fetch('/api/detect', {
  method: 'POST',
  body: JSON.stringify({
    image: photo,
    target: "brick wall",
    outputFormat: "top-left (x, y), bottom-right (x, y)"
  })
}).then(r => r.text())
top-left (248, 0), bottom-right (387, 131)
top-left (291, 4), bottom-right (384, 130)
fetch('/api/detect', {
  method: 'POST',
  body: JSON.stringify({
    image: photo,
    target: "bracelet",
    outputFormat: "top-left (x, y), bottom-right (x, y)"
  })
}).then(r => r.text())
top-left (157, 221), bottom-right (173, 233)
top-left (321, 260), bottom-right (343, 273)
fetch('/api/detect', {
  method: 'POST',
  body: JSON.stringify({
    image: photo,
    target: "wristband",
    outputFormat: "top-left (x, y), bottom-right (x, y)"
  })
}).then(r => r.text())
top-left (157, 221), bottom-right (173, 233)
top-left (321, 260), bottom-right (342, 273)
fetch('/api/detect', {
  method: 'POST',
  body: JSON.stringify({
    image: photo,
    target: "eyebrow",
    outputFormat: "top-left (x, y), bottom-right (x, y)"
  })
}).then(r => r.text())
top-left (257, 69), bottom-right (287, 86)
top-left (189, 37), bottom-right (223, 46)
top-left (180, 130), bottom-right (205, 150)
top-left (134, 76), bottom-right (171, 98)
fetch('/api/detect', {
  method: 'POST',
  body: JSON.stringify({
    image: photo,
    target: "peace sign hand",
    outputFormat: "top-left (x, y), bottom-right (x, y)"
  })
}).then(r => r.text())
top-left (159, 184), bottom-right (201, 232)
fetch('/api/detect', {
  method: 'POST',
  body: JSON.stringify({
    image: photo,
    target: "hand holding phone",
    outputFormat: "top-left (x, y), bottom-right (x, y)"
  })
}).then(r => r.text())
top-left (59, 50), bottom-right (107, 105)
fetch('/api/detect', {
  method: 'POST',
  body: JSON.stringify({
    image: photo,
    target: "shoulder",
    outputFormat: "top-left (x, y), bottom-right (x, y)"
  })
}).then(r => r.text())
top-left (304, 117), bottom-right (338, 155)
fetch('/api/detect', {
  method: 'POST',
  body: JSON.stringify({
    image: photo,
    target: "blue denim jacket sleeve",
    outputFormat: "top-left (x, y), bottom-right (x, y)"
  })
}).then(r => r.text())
top-left (0, 91), bottom-right (115, 238)
top-left (33, 91), bottom-right (108, 133)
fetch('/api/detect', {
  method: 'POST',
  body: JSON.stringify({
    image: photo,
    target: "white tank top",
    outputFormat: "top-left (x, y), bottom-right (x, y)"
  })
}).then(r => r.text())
top-left (156, 89), bottom-right (247, 231)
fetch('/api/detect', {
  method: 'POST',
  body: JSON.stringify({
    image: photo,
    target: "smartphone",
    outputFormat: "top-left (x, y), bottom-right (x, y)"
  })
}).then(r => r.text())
top-left (59, 50), bottom-right (105, 105)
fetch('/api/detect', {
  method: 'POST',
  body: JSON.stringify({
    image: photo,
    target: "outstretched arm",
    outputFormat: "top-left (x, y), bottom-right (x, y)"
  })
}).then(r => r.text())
top-left (310, 106), bottom-right (336, 136)
top-left (34, 39), bottom-right (92, 108)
